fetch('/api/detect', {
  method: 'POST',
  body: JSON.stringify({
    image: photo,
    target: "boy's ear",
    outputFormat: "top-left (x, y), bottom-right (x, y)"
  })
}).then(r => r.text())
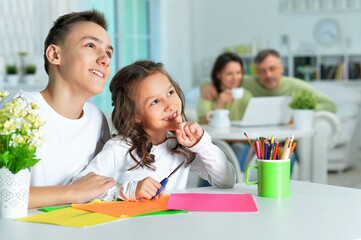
top-left (46, 44), bottom-right (61, 66)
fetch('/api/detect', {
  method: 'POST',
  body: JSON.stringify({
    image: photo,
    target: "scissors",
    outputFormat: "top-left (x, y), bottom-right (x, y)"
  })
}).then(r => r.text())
top-left (152, 161), bottom-right (184, 199)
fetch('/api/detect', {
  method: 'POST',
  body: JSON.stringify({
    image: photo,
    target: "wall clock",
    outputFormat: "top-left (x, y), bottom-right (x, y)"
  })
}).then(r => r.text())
top-left (314, 19), bottom-right (340, 46)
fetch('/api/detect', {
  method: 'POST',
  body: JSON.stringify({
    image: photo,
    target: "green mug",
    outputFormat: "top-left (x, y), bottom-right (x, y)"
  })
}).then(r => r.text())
top-left (245, 159), bottom-right (290, 198)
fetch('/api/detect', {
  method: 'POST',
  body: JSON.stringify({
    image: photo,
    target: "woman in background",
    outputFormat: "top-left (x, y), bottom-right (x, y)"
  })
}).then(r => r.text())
top-left (197, 52), bottom-right (252, 124)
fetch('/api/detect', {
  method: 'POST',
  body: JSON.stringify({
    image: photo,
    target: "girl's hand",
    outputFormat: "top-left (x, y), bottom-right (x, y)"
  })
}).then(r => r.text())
top-left (175, 115), bottom-right (204, 147)
top-left (135, 176), bottom-right (164, 200)
top-left (215, 89), bottom-right (233, 109)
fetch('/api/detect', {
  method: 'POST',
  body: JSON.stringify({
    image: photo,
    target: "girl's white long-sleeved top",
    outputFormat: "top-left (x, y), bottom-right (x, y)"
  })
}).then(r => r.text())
top-left (75, 131), bottom-right (236, 201)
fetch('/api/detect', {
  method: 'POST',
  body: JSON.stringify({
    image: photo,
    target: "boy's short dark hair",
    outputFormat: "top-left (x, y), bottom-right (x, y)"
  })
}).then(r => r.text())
top-left (254, 49), bottom-right (280, 64)
top-left (43, 10), bottom-right (108, 74)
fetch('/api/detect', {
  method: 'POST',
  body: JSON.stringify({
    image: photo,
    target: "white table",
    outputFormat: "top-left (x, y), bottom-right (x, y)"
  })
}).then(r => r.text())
top-left (202, 125), bottom-right (320, 183)
top-left (1, 181), bottom-right (361, 240)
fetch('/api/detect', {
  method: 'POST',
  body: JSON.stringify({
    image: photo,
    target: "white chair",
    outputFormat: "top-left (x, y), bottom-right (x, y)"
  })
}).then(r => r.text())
top-left (311, 82), bottom-right (361, 172)
top-left (186, 139), bottom-right (244, 187)
top-left (212, 139), bottom-right (244, 183)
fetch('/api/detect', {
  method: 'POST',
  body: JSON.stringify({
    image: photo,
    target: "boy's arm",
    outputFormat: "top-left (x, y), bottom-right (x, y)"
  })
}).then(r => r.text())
top-left (28, 172), bottom-right (117, 208)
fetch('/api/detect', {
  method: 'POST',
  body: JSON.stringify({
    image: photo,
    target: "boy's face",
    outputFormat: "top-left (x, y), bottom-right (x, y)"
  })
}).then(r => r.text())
top-left (135, 72), bottom-right (182, 143)
top-left (57, 21), bottom-right (113, 98)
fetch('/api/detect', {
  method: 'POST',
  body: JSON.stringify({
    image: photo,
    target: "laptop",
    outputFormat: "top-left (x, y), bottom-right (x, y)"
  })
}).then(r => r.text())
top-left (231, 96), bottom-right (292, 127)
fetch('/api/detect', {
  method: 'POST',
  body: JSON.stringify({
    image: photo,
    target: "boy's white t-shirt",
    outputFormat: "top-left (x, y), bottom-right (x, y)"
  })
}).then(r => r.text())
top-left (9, 92), bottom-right (110, 186)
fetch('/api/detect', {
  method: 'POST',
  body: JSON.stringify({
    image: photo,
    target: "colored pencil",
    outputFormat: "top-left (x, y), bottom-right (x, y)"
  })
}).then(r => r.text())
top-left (289, 142), bottom-right (297, 157)
top-left (244, 132), bottom-right (258, 156)
top-left (272, 142), bottom-right (279, 160)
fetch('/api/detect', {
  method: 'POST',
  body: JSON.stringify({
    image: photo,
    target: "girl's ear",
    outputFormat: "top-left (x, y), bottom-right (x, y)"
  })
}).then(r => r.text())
top-left (134, 115), bottom-right (142, 123)
top-left (46, 44), bottom-right (61, 66)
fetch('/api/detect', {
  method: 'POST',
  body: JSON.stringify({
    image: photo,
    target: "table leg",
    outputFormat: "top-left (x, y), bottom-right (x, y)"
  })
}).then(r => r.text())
top-left (311, 128), bottom-right (328, 184)
top-left (296, 135), bottom-right (312, 182)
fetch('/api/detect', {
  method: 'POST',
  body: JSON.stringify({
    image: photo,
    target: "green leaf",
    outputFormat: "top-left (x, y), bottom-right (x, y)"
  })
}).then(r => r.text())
top-left (1, 144), bottom-right (40, 174)
top-left (288, 90), bottom-right (317, 110)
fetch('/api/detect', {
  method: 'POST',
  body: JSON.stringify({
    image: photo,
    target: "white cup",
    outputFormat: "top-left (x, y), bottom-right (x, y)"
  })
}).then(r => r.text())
top-left (231, 88), bottom-right (244, 99)
top-left (206, 109), bottom-right (231, 128)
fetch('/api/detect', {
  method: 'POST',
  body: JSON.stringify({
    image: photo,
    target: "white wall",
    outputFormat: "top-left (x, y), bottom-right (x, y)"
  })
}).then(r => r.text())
top-left (0, 0), bottom-right (90, 84)
top-left (160, 0), bottom-right (361, 89)
top-left (158, 0), bottom-right (194, 92)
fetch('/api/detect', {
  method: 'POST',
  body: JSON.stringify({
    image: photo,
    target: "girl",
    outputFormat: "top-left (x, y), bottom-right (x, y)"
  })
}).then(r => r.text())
top-left (198, 52), bottom-right (253, 124)
top-left (74, 60), bottom-right (236, 201)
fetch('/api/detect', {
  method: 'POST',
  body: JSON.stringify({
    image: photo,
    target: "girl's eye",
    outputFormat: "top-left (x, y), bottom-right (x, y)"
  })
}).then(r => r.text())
top-left (86, 43), bottom-right (95, 48)
top-left (151, 99), bottom-right (159, 105)
top-left (168, 90), bottom-right (175, 96)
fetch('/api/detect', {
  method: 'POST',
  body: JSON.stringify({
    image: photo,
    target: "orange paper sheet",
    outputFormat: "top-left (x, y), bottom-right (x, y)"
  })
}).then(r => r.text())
top-left (72, 195), bottom-right (170, 217)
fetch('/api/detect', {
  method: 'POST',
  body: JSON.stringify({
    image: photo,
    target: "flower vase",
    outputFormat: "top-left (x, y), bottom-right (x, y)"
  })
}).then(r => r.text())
top-left (292, 109), bottom-right (315, 130)
top-left (6, 74), bottom-right (19, 86)
top-left (0, 167), bottom-right (30, 218)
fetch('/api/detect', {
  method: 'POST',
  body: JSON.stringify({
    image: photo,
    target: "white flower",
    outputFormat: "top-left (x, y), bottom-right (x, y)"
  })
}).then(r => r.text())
top-left (0, 91), bottom-right (9, 98)
top-left (9, 134), bottom-right (25, 147)
top-left (28, 131), bottom-right (43, 148)
top-left (3, 119), bottom-right (17, 133)
top-left (1, 93), bottom-right (45, 148)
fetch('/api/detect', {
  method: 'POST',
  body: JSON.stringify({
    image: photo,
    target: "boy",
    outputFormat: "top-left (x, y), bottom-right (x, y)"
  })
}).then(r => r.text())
top-left (9, 10), bottom-right (117, 208)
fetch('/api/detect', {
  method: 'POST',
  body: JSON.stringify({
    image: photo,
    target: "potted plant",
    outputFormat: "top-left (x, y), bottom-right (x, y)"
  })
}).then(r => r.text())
top-left (24, 64), bottom-right (36, 84)
top-left (6, 64), bottom-right (18, 86)
top-left (0, 91), bottom-right (45, 218)
top-left (289, 89), bottom-right (317, 130)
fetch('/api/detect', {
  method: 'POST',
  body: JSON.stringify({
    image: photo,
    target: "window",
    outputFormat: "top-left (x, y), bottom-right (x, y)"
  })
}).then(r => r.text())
top-left (91, 0), bottom-right (158, 113)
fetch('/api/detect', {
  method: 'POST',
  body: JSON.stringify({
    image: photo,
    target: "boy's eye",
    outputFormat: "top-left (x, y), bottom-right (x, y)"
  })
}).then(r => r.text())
top-left (151, 99), bottom-right (159, 105)
top-left (106, 51), bottom-right (112, 58)
top-left (86, 43), bottom-right (95, 48)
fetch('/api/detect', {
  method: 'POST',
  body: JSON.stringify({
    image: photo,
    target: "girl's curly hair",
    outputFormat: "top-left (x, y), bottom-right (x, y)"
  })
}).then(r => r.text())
top-left (109, 60), bottom-right (196, 171)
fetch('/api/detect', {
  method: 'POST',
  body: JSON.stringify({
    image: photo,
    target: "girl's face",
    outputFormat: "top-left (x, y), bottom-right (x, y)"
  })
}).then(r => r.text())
top-left (134, 72), bottom-right (182, 144)
top-left (217, 61), bottom-right (243, 91)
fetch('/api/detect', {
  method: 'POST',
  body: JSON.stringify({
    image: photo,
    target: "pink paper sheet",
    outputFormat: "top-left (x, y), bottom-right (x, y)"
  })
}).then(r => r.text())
top-left (167, 193), bottom-right (258, 212)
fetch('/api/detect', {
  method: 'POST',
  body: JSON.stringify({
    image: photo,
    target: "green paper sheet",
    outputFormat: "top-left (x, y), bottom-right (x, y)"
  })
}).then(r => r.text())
top-left (38, 206), bottom-right (71, 212)
top-left (135, 210), bottom-right (188, 217)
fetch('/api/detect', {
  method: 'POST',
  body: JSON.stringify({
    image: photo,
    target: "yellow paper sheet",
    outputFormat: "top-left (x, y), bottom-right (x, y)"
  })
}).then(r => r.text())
top-left (16, 207), bottom-right (124, 227)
